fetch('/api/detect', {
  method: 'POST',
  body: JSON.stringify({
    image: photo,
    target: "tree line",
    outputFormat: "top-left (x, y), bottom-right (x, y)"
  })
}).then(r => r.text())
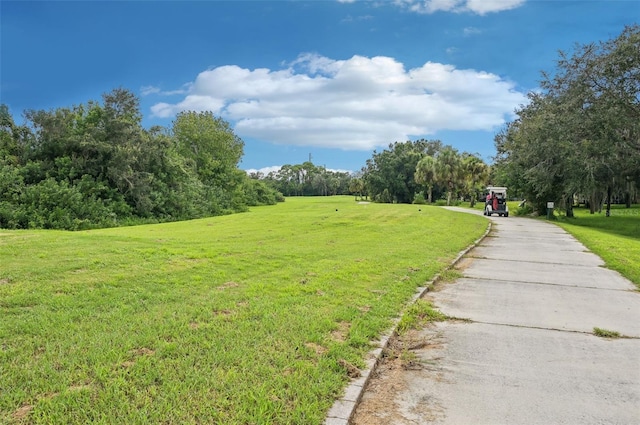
top-left (1, 84), bottom-right (488, 232)
top-left (493, 24), bottom-right (640, 216)
top-left (356, 139), bottom-right (490, 206)
top-left (249, 162), bottom-right (352, 197)
top-left (249, 140), bottom-right (491, 207)
top-left (0, 89), bottom-right (281, 230)
top-left (6, 26), bottom-right (634, 229)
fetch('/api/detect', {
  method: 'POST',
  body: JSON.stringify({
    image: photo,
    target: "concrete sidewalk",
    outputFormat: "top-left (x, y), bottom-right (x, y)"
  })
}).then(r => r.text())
top-left (350, 209), bottom-right (640, 425)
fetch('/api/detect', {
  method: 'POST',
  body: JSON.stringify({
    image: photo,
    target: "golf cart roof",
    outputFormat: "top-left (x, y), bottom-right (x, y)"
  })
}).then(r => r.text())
top-left (486, 186), bottom-right (507, 192)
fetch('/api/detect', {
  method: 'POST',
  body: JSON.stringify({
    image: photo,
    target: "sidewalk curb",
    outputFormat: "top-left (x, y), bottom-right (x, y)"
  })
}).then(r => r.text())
top-left (323, 216), bottom-right (492, 425)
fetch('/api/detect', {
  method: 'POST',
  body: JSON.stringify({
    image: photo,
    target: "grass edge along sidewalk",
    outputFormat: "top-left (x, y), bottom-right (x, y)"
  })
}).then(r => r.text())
top-left (0, 196), bottom-right (487, 425)
top-left (324, 215), bottom-right (490, 425)
top-left (554, 205), bottom-right (640, 290)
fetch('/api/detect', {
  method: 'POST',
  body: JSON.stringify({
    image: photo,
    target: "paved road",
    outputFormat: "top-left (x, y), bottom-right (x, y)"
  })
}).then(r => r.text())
top-left (352, 209), bottom-right (640, 425)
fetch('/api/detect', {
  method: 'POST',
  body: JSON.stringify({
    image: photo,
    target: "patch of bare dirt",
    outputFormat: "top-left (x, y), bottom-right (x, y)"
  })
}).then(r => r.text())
top-left (68, 384), bottom-right (92, 392)
top-left (217, 281), bottom-right (239, 290)
top-left (13, 404), bottom-right (34, 420)
top-left (121, 347), bottom-right (155, 368)
top-left (338, 358), bottom-right (361, 378)
top-left (453, 256), bottom-right (475, 271)
top-left (305, 342), bottom-right (328, 356)
top-left (351, 327), bottom-right (447, 425)
top-left (130, 347), bottom-right (155, 356)
top-left (331, 321), bottom-right (350, 342)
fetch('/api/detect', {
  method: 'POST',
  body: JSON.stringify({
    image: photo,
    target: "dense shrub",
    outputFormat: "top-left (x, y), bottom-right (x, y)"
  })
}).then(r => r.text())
top-left (412, 192), bottom-right (427, 204)
top-left (0, 90), bottom-right (282, 230)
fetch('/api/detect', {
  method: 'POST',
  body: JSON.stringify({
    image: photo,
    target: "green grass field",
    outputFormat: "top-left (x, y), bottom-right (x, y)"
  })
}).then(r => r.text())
top-left (0, 196), bottom-right (487, 424)
top-left (555, 205), bottom-right (640, 289)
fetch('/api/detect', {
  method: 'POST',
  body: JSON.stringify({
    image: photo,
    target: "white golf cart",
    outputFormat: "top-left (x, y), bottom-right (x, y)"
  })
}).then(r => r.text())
top-left (484, 186), bottom-right (509, 217)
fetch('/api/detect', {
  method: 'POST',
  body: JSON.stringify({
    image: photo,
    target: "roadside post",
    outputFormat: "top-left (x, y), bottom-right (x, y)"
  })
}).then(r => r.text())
top-left (547, 202), bottom-right (554, 220)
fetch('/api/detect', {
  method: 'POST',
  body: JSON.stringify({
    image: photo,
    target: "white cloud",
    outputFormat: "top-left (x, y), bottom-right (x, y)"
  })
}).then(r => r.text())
top-left (341, 14), bottom-right (374, 23)
top-left (141, 85), bottom-right (161, 96)
top-left (465, 0), bottom-right (525, 15)
top-left (392, 0), bottom-right (525, 15)
top-left (463, 26), bottom-right (482, 36)
top-left (150, 53), bottom-right (527, 151)
top-left (245, 165), bottom-right (283, 176)
top-left (140, 84), bottom-right (190, 97)
top-left (245, 165), bottom-right (353, 176)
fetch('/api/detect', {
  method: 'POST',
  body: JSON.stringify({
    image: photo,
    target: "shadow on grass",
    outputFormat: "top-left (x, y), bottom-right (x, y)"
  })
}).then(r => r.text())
top-left (558, 206), bottom-right (640, 241)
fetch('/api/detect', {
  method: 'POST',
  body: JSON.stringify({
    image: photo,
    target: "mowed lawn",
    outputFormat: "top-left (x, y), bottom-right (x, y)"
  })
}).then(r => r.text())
top-left (555, 205), bottom-right (640, 289)
top-left (0, 196), bottom-right (487, 424)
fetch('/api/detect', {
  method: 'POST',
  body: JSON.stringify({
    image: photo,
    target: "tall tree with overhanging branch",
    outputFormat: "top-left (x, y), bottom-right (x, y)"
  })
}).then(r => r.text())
top-left (494, 24), bottom-right (640, 215)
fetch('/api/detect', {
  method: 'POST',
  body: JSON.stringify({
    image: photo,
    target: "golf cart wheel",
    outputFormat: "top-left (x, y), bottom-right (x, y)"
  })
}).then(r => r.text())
top-left (505, 212), bottom-right (509, 217)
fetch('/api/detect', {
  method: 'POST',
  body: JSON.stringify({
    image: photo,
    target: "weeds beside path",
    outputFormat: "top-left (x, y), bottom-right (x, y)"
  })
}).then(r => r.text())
top-left (0, 196), bottom-right (487, 424)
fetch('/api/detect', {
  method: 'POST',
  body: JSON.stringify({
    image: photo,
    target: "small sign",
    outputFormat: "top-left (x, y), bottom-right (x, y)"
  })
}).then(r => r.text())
top-left (547, 202), bottom-right (554, 209)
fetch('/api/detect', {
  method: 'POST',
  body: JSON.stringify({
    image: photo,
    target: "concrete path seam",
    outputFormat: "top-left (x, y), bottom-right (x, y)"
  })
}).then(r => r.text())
top-left (455, 319), bottom-right (640, 339)
top-left (455, 276), bottom-right (636, 292)
top-left (464, 255), bottom-right (609, 268)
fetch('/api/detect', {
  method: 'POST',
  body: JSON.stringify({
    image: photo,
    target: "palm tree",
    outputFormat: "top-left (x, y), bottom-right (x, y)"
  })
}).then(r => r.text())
top-left (415, 155), bottom-right (436, 203)
top-left (462, 154), bottom-right (490, 207)
top-left (348, 177), bottom-right (366, 201)
top-left (434, 147), bottom-right (463, 206)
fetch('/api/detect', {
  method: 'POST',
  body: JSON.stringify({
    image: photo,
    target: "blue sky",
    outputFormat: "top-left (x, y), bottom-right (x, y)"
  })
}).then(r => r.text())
top-left (1, 1), bottom-right (638, 174)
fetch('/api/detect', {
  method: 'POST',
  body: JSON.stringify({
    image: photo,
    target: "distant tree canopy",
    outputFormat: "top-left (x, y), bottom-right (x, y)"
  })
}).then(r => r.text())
top-left (0, 89), bottom-right (281, 230)
top-left (252, 162), bottom-right (352, 197)
top-left (493, 24), bottom-right (640, 216)
top-left (361, 139), bottom-right (490, 206)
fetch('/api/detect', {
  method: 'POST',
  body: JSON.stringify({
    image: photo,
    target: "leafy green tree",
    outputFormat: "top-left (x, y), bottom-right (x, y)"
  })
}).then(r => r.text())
top-left (172, 111), bottom-right (244, 186)
top-left (0, 105), bottom-right (25, 166)
top-left (363, 140), bottom-right (442, 203)
top-left (171, 111), bottom-right (246, 214)
top-left (262, 162), bottom-right (352, 197)
top-left (494, 24), bottom-right (640, 215)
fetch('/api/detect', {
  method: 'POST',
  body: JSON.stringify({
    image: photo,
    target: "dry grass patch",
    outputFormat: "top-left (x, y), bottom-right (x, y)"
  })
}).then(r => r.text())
top-left (305, 342), bottom-right (328, 356)
top-left (331, 321), bottom-right (351, 342)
